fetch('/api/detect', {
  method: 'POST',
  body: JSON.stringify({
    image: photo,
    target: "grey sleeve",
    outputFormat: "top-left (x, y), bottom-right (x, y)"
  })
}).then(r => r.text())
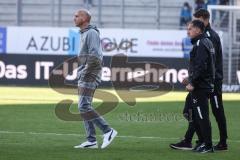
top-left (86, 30), bottom-right (102, 57)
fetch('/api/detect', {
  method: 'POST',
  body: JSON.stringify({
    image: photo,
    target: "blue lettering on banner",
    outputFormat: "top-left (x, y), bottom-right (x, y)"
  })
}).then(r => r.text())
top-left (68, 29), bottom-right (80, 55)
top-left (0, 27), bottom-right (7, 54)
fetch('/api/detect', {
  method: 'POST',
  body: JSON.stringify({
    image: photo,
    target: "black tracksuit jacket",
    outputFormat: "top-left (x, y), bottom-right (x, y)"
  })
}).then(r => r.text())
top-left (189, 33), bottom-right (215, 90)
top-left (205, 24), bottom-right (223, 83)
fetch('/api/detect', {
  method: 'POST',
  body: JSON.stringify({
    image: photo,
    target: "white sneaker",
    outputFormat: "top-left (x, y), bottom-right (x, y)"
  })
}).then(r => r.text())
top-left (74, 141), bottom-right (98, 149)
top-left (101, 128), bottom-right (118, 149)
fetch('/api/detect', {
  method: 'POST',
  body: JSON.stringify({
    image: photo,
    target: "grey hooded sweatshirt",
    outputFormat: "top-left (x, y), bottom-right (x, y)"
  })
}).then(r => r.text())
top-left (77, 25), bottom-right (103, 86)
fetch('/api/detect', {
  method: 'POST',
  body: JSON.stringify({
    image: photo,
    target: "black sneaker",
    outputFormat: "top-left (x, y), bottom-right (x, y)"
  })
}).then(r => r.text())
top-left (214, 142), bottom-right (228, 151)
top-left (170, 140), bottom-right (193, 150)
top-left (196, 144), bottom-right (214, 153)
top-left (192, 141), bottom-right (203, 152)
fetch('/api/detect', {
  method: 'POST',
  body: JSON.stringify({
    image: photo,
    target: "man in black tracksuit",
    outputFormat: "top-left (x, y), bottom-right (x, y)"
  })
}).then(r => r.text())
top-left (186, 20), bottom-right (215, 153)
top-left (170, 9), bottom-right (228, 151)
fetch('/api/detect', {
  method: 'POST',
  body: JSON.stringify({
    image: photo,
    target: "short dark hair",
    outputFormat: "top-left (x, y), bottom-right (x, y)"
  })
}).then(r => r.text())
top-left (191, 20), bottom-right (205, 32)
top-left (194, 9), bottom-right (210, 20)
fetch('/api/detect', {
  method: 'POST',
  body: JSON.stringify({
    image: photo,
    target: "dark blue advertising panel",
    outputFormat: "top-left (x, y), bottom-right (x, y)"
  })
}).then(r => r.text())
top-left (0, 54), bottom-right (189, 90)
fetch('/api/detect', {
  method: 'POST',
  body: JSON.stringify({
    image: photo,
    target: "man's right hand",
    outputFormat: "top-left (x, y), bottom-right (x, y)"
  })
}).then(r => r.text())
top-left (186, 83), bottom-right (194, 92)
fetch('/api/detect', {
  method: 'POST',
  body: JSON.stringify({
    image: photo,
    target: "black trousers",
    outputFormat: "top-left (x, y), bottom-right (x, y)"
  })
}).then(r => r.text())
top-left (209, 81), bottom-right (228, 142)
top-left (183, 82), bottom-right (228, 144)
top-left (191, 89), bottom-right (212, 147)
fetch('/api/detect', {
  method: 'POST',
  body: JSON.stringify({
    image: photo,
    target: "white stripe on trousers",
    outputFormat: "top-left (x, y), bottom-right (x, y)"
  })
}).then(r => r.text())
top-left (214, 95), bottom-right (219, 109)
top-left (197, 106), bottom-right (203, 119)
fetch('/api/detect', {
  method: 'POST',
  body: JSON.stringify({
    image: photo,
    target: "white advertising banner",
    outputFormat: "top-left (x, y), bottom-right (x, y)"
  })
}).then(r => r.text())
top-left (5, 27), bottom-right (189, 58)
top-left (100, 29), bottom-right (187, 58)
top-left (6, 27), bottom-right (80, 55)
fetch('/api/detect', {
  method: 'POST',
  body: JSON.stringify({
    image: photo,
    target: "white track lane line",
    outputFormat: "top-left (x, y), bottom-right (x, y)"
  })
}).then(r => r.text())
top-left (0, 130), bottom-right (239, 143)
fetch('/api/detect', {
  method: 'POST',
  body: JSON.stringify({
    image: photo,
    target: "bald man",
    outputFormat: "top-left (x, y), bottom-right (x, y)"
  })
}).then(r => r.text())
top-left (73, 9), bottom-right (117, 149)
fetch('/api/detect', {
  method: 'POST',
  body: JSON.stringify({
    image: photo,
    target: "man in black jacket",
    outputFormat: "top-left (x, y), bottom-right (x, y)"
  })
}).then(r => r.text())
top-left (186, 20), bottom-right (215, 153)
top-left (194, 9), bottom-right (227, 150)
top-left (170, 9), bottom-right (228, 151)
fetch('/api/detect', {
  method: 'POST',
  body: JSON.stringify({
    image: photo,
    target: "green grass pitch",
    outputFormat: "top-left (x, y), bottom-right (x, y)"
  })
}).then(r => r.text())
top-left (0, 86), bottom-right (239, 160)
